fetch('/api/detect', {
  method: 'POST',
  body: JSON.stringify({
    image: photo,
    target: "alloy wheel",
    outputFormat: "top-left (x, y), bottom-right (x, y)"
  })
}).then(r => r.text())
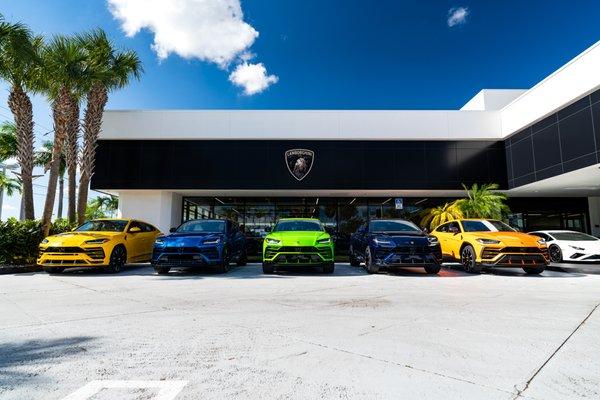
top-left (549, 245), bottom-right (562, 263)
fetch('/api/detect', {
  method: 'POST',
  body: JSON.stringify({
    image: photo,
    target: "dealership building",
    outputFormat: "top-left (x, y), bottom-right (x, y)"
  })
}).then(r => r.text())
top-left (92, 41), bottom-right (600, 257)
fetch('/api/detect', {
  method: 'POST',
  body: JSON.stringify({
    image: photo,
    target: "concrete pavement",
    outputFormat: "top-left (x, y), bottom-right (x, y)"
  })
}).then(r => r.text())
top-left (0, 263), bottom-right (599, 399)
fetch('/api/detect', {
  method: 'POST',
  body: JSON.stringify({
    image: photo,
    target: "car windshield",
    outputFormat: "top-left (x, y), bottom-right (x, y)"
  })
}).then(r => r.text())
top-left (273, 220), bottom-right (323, 232)
top-left (552, 232), bottom-right (599, 241)
top-left (176, 220), bottom-right (226, 233)
top-left (370, 220), bottom-right (420, 233)
top-left (461, 220), bottom-right (515, 233)
top-left (75, 220), bottom-right (128, 232)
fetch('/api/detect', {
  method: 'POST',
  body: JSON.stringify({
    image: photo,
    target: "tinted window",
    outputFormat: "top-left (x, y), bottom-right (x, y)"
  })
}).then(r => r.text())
top-left (274, 220), bottom-right (323, 232)
top-left (552, 232), bottom-right (599, 241)
top-left (76, 220), bottom-right (128, 232)
top-left (462, 220), bottom-right (514, 232)
top-left (369, 220), bottom-right (420, 233)
top-left (448, 222), bottom-right (461, 232)
top-left (141, 223), bottom-right (155, 232)
top-left (177, 220), bottom-right (226, 233)
top-left (436, 223), bottom-right (448, 232)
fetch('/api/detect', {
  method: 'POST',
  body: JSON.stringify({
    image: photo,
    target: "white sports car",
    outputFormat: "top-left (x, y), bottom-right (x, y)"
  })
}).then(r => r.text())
top-left (529, 230), bottom-right (600, 263)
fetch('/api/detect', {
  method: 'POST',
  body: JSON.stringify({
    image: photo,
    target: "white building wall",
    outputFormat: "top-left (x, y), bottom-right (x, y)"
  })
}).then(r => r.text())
top-left (118, 191), bottom-right (181, 234)
top-left (588, 197), bottom-right (600, 237)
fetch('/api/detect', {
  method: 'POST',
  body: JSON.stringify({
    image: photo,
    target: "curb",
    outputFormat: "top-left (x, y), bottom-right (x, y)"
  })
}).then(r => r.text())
top-left (0, 265), bottom-right (42, 275)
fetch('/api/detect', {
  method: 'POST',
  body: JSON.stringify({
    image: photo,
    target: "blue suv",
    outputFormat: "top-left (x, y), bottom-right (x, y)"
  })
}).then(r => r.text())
top-left (350, 219), bottom-right (442, 274)
top-left (151, 219), bottom-right (246, 274)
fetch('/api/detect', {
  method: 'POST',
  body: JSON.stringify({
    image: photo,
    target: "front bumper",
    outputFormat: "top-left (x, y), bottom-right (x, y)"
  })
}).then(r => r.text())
top-left (480, 246), bottom-right (550, 267)
top-left (37, 246), bottom-right (108, 267)
top-left (151, 245), bottom-right (222, 267)
top-left (263, 245), bottom-right (334, 266)
top-left (374, 246), bottom-right (442, 267)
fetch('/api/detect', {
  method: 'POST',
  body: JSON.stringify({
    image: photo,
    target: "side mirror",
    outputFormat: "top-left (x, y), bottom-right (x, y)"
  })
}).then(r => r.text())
top-left (169, 227), bottom-right (177, 233)
top-left (129, 226), bottom-right (142, 233)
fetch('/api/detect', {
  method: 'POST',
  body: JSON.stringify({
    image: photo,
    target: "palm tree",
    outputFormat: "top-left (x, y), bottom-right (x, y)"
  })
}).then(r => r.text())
top-left (35, 141), bottom-right (66, 219)
top-left (420, 201), bottom-right (464, 231)
top-left (0, 171), bottom-right (19, 196)
top-left (0, 121), bottom-right (18, 161)
top-left (39, 35), bottom-right (86, 236)
top-left (65, 92), bottom-right (82, 224)
top-left (458, 183), bottom-right (510, 219)
top-left (76, 29), bottom-right (142, 224)
top-left (0, 15), bottom-right (39, 220)
top-left (85, 195), bottom-right (118, 220)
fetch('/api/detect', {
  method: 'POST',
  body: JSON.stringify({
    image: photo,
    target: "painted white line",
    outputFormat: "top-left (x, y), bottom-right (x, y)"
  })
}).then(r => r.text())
top-left (61, 380), bottom-right (188, 400)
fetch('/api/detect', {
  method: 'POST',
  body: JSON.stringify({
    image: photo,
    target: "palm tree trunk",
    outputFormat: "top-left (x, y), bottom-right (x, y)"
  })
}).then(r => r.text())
top-left (57, 175), bottom-right (64, 219)
top-left (77, 84), bottom-right (107, 225)
top-left (66, 101), bottom-right (79, 223)
top-left (7, 85), bottom-right (35, 220)
top-left (42, 87), bottom-right (72, 236)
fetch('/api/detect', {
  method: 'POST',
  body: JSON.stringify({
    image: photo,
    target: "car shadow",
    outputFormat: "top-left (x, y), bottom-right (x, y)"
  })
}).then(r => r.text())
top-left (443, 263), bottom-right (587, 278)
top-left (0, 336), bottom-right (96, 388)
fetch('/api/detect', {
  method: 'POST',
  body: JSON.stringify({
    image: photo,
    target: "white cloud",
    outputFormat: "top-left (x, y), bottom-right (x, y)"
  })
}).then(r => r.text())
top-left (447, 6), bottom-right (469, 27)
top-left (228, 63), bottom-right (278, 95)
top-left (108, 0), bottom-right (259, 67)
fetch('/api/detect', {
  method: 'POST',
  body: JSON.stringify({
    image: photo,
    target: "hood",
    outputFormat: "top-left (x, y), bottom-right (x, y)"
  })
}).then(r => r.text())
top-left (266, 231), bottom-right (329, 246)
top-left (43, 231), bottom-right (121, 246)
top-left (555, 239), bottom-right (600, 252)
top-left (470, 231), bottom-right (542, 246)
top-left (370, 232), bottom-right (429, 246)
top-left (159, 232), bottom-right (223, 246)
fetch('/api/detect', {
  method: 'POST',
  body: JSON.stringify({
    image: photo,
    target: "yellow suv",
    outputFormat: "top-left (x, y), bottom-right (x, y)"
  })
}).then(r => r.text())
top-left (38, 219), bottom-right (161, 274)
top-left (431, 219), bottom-right (549, 274)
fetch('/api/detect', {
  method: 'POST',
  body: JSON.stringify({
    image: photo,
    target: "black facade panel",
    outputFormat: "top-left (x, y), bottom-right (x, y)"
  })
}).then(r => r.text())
top-left (535, 164), bottom-right (563, 181)
top-left (557, 96), bottom-right (590, 120)
top-left (91, 140), bottom-right (508, 191)
top-left (532, 124), bottom-right (561, 170)
top-left (592, 88), bottom-right (600, 105)
top-left (563, 153), bottom-right (597, 173)
top-left (559, 108), bottom-right (595, 161)
top-left (510, 138), bottom-right (534, 178)
top-left (593, 102), bottom-right (600, 152)
top-left (510, 127), bottom-right (531, 145)
top-left (531, 114), bottom-right (557, 134)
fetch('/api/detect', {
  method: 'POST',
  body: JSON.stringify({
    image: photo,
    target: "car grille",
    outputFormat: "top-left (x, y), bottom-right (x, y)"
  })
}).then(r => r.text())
top-left (84, 247), bottom-right (105, 260)
top-left (501, 247), bottom-right (545, 254)
top-left (496, 254), bottom-right (547, 265)
top-left (481, 248), bottom-right (501, 259)
top-left (264, 246), bottom-right (332, 261)
top-left (155, 246), bottom-right (219, 260)
top-left (40, 246), bottom-right (83, 254)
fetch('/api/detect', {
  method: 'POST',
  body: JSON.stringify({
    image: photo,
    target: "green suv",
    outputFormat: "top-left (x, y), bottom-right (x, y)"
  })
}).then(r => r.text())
top-left (262, 218), bottom-right (335, 274)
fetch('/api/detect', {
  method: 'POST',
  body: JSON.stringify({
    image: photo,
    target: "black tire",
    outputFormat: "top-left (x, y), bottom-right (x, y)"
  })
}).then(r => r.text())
top-left (549, 245), bottom-right (563, 263)
top-left (154, 266), bottom-right (170, 275)
top-left (262, 262), bottom-right (275, 274)
top-left (44, 267), bottom-right (64, 274)
top-left (236, 249), bottom-right (248, 266)
top-left (107, 245), bottom-right (126, 273)
top-left (460, 245), bottom-right (481, 274)
top-left (215, 248), bottom-right (230, 274)
top-left (364, 247), bottom-right (379, 274)
top-left (349, 246), bottom-right (360, 267)
top-left (424, 264), bottom-right (441, 274)
top-left (523, 266), bottom-right (545, 275)
top-left (323, 262), bottom-right (335, 274)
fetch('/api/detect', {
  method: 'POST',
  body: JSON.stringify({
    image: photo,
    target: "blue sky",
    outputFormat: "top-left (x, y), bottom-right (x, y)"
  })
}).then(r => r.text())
top-left (1, 0), bottom-right (600, 219)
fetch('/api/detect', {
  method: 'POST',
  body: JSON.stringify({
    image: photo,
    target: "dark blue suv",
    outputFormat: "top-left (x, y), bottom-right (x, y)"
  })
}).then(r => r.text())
top-left (151, 219), bottom-right (246, 274)
top-left (349, 219), bottom-right (442, 274)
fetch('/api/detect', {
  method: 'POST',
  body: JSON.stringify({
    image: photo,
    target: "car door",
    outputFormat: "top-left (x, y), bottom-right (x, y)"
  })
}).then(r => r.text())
top-left (355, 223), bottom-right (369, 259)
top-left (446, 221), bottom-right (463, 260)
top-left (139, 222), bottom-right (159, 261)
top-left (230, 222), bottom-right (245, 259)
top-left (125, 221), bottom-right (147, 261)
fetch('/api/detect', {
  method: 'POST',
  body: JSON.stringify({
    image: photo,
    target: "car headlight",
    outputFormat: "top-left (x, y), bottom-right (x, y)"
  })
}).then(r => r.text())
top-left (373, 238), bottom-right (394, 247)
top-left (569, 245), bottom-right (584, 251)
top-left (41, 239), bottom-right (49, 244)
top-left (427, 236), bottom-right (439, 246)
top-left (265, 238), bottom-right (281, 245)
top-left (84, 238), bottom-right (109, 245)
top-left (203, 238), bottom-right (221, 245)
top-left (317, 237), bottom-right (331, 244)
top-left (476, 238), bottom-right (501, 245)
top-left (154, 238), bottom-right (165, 246)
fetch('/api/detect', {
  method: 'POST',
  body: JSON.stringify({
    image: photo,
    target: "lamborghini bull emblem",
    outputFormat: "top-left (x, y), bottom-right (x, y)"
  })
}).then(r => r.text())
top-left (285, 149), bottom-right (314, 181)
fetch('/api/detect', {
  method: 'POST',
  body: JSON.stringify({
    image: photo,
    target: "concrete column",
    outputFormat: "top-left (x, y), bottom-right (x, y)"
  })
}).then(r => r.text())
top-left (117, 191), bottom-right (182, 234)
top-left (588, 197), bottom-right (600, 237)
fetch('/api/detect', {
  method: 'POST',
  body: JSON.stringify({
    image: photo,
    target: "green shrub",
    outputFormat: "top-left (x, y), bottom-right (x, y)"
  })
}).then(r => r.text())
top-left (0, 218), bottom-right (76, 266)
